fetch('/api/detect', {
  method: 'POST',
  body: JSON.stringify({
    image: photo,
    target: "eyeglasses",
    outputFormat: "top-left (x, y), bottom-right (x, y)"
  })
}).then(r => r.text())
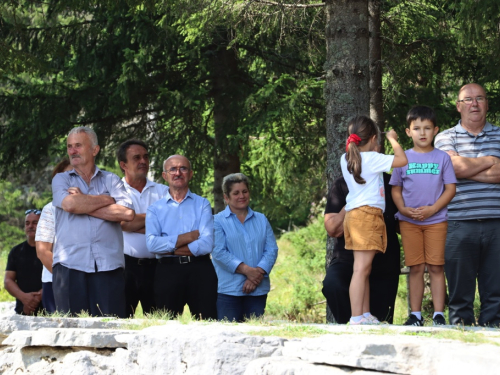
top-left (457, 96), bottom-right (487, 104)
top-left (164, 167), bottom-right (190, 175)
top-left (25, 209), bottom-right (41, 215)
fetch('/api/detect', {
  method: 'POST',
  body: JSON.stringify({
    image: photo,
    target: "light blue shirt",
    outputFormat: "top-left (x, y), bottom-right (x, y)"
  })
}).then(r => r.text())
top-left (146, 188), bottom-right (213, 257)
top-left (52, 167), bottom-right (133, 273)
top-left (212, 206), bottom-right (278, 296)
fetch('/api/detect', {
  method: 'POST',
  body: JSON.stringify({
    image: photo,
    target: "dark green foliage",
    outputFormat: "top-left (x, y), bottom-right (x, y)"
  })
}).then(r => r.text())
top-left (0, 0), bottom-right (326, 227)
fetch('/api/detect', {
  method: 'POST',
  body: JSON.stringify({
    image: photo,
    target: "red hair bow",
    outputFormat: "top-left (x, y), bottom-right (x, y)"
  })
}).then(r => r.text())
top-left (346, 134), bottom-right (362, 152)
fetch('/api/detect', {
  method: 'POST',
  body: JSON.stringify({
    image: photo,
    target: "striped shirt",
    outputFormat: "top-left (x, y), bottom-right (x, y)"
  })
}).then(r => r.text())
top-left (212, 206), bottom-right (278, 296)
top-left (434, 121), bottom-right (500, 220)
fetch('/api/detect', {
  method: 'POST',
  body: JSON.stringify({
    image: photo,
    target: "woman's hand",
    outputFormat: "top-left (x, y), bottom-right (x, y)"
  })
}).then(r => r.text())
top-left (242, 279), bottom-right (257, 294)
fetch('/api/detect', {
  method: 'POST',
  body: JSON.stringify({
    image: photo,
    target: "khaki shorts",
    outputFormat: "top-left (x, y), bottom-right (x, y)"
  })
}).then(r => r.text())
top-left (344, 206), bottom-right (387, 253)
top-left (400, 220), bottom-right (447, 266)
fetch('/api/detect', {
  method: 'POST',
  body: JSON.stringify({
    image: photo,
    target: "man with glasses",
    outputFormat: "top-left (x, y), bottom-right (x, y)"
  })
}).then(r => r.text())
top-left (4, 209), bottom-right (43, 315)
top-left (146, 155), bottom-right (217, 319)
top-left (52, 126), bottom-right (135, 318)
top-left (117, 139), bottom-right (168, 317)
top-left (435, 83), bottom-right (500, 326)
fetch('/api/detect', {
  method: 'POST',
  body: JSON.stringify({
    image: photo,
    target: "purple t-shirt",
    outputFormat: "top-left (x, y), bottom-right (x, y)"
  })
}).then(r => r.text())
top-left (389, 148), bottom-right (457, 225)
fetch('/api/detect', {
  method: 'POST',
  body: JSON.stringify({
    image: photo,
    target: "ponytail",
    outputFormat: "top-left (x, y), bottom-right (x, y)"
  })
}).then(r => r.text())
top-left (344, 115), bottom-right (379, 185)
top-left (346, 141), bottom-right (365, 184)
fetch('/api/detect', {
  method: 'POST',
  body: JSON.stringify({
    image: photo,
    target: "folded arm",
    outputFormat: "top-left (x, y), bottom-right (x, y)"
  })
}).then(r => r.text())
top-left (121, 213), bottom-right (146, 233)
top-left (447, 151), bottom-right (499, 179)
top-left (61, 187), bottom-right (115, 214)
top-left (89, 203), bottom-right (135, 222)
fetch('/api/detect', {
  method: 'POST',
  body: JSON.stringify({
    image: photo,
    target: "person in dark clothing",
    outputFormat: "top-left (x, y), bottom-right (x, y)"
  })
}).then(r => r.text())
top-left (322, 173), bottom-right (401, 324)
top-left (5, 210), bottom-right (44, 315)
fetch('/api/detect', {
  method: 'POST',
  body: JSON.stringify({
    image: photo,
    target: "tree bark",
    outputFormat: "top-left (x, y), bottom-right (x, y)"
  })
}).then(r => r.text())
top-left (210, 33), bottom-right (241, 214)
top-left (324, 0), bottom-right (370, 322)
top-left (369, 0), bottom-right (384, 134)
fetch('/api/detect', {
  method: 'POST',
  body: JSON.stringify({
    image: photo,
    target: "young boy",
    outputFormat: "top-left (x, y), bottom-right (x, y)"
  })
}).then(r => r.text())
top-left (390, 106), bottom-right (457, 326)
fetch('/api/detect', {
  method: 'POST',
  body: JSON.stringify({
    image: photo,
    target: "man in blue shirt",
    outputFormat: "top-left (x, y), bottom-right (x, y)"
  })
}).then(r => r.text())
top-left (146, 155), bottom-right (217, 319)
top-left (52, 126), bottom-right (135, 318)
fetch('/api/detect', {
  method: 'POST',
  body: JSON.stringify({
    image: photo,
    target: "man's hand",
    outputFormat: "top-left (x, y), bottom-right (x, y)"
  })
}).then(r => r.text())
top-left (175, 230), bottom-right (200, 248)
top-left (242, 279), bottom-right (257, 294)
top-left (446, 150), bottom-right (458, 157)
top-left (68, 187), bottom-right (83, 195)
top-left (21, 291), bottom-right (42, 315)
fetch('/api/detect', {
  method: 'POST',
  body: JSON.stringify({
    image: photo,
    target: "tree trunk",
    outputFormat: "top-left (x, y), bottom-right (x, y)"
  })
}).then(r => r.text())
top-left (324, 0), bottom-right (370, 323)
top-left (369, 0), bottom-right (384, 133)
top-left (210, 33), bottom-right (241, 214)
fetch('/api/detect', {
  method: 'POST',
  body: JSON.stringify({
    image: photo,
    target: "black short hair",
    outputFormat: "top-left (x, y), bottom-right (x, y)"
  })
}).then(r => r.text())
top-left (406, 105), bottom-right (437, 128)
top-left (117, 139), bottom-right (148, 172)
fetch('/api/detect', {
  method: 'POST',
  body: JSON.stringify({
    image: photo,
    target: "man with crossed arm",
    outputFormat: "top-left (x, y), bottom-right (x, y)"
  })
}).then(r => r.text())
top-left (146, 155), bottom-right (217, 319)
top-left (52, 126), bottom-right (134, 318)
top-left (435, 83), bottom-right (500, 326)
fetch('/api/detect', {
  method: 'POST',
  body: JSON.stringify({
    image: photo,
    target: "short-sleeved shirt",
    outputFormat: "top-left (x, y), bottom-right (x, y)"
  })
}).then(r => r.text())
top-left (6, 241), bottom-right (43, 314)
top-left (325, 174), bottom-right (401, 276)
top-left (390, 148), bottom-right (457, 225)
top-left (122, 178), bottom-right (168, 259)
top-left (35, 202), bottom-right (55, 283)
top-left (212, 206), bottom-right (279, 296)
top-left (435, 121), bottom-right (500, 220)
top-left (52, 167), bottom-right (133, 272)
top-left (341, 152), bottom-right (394, 211)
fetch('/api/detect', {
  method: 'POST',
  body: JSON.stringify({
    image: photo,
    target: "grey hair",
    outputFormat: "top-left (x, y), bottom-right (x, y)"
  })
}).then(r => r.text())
top-left (68, 126), bottom-right (98, 147)
top-left (163, 155), bottom-right (192, 172)
top-left (222, 173), bottom-right (249, 197)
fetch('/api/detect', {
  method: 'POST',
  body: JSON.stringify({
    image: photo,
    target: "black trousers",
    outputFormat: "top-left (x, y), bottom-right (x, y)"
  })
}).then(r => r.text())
top-left (322, 260), bottom-right (399, 324)
top-left (124, 254), bottom-right (157, 317)
top-left (155, 256), bottom-right (218, 320)
top-left (53, 264), bottom-right (126, 318)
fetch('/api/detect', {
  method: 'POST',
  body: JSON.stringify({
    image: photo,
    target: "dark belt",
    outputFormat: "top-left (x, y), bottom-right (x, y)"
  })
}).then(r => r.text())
top-left (125, 254), bottom-right (157, 266)
top-left (158, 254), bottom-right (211, 265)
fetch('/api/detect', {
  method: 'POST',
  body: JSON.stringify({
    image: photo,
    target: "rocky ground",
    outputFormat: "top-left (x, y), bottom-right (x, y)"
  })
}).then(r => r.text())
top-left (0, 301), bottom-right (499, 374)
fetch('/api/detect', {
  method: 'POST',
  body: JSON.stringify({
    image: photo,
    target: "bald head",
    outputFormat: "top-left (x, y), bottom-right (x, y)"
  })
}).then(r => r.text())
top-left (458, 83), bottom-right (487, 99)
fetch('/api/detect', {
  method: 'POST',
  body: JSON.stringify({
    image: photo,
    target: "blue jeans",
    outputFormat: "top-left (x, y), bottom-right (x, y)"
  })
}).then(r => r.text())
top-left (216, 293), bottom-right (267, 322)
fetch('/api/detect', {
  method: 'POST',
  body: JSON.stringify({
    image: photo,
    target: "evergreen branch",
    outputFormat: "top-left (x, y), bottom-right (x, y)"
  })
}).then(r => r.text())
top-left (247, 0), bottom-right (325, 8)
top-left (380, 36), bottom-right (428, 48)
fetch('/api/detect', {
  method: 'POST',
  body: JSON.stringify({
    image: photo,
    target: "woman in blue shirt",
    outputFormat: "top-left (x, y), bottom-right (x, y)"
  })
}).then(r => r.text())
top-left (212, 173), bottom-right (279, 322)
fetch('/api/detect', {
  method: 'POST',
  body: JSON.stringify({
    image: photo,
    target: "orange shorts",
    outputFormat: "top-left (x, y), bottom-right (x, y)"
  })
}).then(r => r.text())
top-left (400, 221), bottom-right (447, 266)
top-left (344, 206), bottom-right (387, 253)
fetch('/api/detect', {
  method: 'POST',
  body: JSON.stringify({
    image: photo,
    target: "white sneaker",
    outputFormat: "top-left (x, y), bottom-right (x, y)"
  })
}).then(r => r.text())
top-left (349, 317), bottom-right (370, 325)
top-left (364, 314), bottom-right (380, 324)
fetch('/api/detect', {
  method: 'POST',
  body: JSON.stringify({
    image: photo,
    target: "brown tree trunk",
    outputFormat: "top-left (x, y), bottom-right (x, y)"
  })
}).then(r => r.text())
top-left (324, 0), bottom-right (370, 323)
top-left (369, 0), bottom-right (384, 134)
top-left (210, 35), bottom-right (241, 214)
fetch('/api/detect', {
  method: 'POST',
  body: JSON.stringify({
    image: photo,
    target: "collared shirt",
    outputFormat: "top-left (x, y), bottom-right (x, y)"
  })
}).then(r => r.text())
top-left (212, 206), bottom-right (278, 296)
top-left (146, 188), bottom-right (213, 257)
top-left (52, 167), bottom-right (133, 272)
top-left (122, 178), bottom-right (168, 259)
top-left (35, 202), bottom-right (55, 283)
top-left (435, 121), bottom-right (500, 220)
